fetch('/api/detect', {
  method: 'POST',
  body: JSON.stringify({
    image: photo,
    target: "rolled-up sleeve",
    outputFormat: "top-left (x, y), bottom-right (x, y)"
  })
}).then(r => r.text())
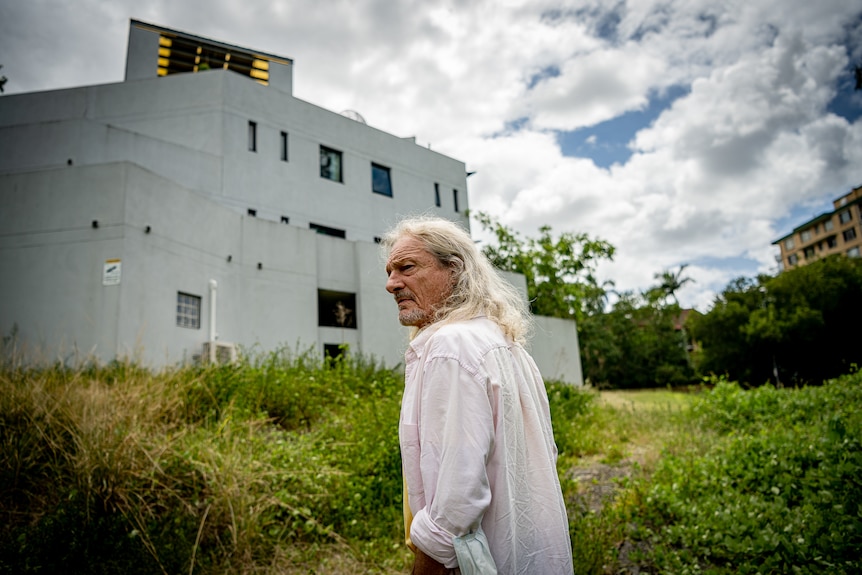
top-left (409, 356), bottom-right (494, 568)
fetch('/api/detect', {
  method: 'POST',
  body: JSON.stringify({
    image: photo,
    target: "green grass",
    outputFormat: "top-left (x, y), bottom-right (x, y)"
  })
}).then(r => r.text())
top-left (1, 353), bottom-right (860, 574)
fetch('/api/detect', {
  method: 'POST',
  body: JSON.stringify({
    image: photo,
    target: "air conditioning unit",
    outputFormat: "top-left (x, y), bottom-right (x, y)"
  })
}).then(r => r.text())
top-left (202, 341), bottom-right (237, 365)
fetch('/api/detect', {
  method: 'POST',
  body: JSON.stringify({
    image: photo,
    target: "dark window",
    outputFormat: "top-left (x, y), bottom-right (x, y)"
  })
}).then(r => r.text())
top-left (826, 236), bottom-right (838, 249)
top-left (804, 246), bottom-right (815, 259)
top-left (177, 292), bottom-right (201, 329)
top-left (372, 163), bottom-right (393, 197)
top-left (323, 343), bottom-right (346, 362)
top-left (453, 189), bottom-right (460, 212)
top-left (839, 210), bottom-right (852, 224)
top-left (434, 183), bottom-right (441, 207)
top-left (310, 222), bottom-right (346, 238)
top-left (280, 131), bottom-right (289, 161)
top-left (248, 121), bottom-right (257, 152)
top-left (843, 228), bottom-right (857, 242)
top-left (787, 253), bottom-right (798, 266)
top-left (318, 289), bottom-right (357, 328)
top-left (320, 146), bottom-right (343, 182)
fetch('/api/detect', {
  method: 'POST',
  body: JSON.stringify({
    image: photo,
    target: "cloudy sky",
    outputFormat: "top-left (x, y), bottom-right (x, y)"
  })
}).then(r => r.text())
top-left (2, 0), bottom-right (861, 310)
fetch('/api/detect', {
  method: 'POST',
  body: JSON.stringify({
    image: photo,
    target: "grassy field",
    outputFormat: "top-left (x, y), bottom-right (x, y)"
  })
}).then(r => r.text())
top-left (1, 354), bottom-right (860, 574)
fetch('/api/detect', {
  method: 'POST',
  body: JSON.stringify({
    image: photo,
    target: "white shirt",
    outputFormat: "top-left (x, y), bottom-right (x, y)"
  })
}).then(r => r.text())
top-left (401, 316), bottom-right (574, 574)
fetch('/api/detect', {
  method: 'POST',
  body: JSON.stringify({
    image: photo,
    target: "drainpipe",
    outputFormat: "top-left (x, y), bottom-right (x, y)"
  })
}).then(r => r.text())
top-left (209, 279), bottom-right (218, 343)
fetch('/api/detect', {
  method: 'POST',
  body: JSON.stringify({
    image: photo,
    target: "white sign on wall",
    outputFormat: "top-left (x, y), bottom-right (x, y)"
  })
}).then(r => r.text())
top-left (103, 259), bottom-right (122, 286)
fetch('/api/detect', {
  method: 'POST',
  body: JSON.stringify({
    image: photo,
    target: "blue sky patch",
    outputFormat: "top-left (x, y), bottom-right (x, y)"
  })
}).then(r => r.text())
top-left (555, 84), bottom-right (689, 168)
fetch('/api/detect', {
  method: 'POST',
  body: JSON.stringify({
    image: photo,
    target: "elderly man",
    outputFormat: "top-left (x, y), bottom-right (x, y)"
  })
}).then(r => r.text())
top-left (382, 216), bottom-right (573, 575)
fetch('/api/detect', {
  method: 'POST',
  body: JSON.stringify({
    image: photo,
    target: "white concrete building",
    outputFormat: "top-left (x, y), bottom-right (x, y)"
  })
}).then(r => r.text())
top-left (0, 20), bottom-right (583, 384)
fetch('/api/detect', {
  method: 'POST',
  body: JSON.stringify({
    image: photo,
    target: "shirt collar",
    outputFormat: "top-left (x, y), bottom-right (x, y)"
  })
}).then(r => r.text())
top-left (406, 321), bottom-right (445, 360)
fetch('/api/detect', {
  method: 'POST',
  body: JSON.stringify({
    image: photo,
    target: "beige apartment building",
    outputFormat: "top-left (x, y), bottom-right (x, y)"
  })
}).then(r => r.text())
top-left (773, 185), bottom-right (862, 270)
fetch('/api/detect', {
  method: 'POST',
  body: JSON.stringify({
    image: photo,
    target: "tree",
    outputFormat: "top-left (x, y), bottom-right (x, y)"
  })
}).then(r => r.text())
top-left (581, 290), bottom-right (696, 389)
top-left (472, 211), bottom-right (615, 324)
top-left (474, 212), bottom-right (696, 388)
top-left (652, 264), bottom-right (694, 306)
top-left (689, 255), bottom-right (862, 386)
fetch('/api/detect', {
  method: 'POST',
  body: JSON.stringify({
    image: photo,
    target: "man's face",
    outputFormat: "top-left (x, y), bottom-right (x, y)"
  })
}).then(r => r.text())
top-left (385, 236), bottom-right (453, 329)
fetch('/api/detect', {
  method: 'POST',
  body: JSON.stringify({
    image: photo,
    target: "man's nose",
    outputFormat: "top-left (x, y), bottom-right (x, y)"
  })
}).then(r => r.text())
top-left (385, 272), bottom-right (402, 293)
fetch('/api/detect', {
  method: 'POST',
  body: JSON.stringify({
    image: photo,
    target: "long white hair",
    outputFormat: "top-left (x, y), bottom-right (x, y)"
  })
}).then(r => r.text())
top-left (381, 215), bottom-right (533, 343)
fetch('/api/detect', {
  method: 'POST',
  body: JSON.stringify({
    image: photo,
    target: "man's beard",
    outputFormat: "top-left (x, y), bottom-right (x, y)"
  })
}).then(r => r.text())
top-left (399, 307), bottom-right (430, 327)
top-left (394, 289), bottom-right (432, 327)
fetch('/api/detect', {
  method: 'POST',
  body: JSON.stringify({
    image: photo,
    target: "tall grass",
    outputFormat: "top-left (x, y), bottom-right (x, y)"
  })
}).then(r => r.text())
top-left (0, 351), bottom-right (409, 574)
top-left (3, 351), bottom-right (860, 574)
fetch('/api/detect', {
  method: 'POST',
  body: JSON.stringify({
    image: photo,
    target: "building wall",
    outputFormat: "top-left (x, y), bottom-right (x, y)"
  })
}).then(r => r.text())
top-left (0, 43), bottom-right (583, 384)
top-left (0, 71), bottom-right (469, 239)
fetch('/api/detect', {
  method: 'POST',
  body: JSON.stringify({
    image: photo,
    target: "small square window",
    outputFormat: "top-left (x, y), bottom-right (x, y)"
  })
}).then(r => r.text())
top-left (453, 188), bottom-right (460, 213)
top-left (804, 246), bottom-right (815, 259)
top-left (848, 246), bottom-right (861, 258)
top-left (318, 289), bottom-right (357, 328)
top-left (824, 219), bottom-right (835, 231)
top-left (320, 146), bottom-right (343, 182)
top-left (248, 121), bottom-right (257, 152)
top-left (372, 163), bottom-right (393, 197)
top-left (787, 253), bottom-right (798, 266)
top-left (280, 131), bottom-right (289, 162)
top-left (177, 292), bottom-right (201, 329)
top-left (826, 236), bottom-right (838, 249)
top-left (784, 237), bottom-right (795, 250)
top-left (434, 183), bottom-right (441, 207)
top-left (843, 228), bottom-right (857, 242)
top-left (800, 229), bottom-right (811, 242)
top-left (839, 210), bottom-right (852, 224)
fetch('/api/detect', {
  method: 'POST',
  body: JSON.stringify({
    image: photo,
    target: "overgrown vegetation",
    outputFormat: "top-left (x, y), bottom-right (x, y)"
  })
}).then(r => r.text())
top-left (473, 212), bottom-right (862, 389)
top-left (0, 351), bottom-right (409, 574)
top-left (1, 353), bottom-right (860, 574)
top-left (626, 372), bottom-right (862, 573)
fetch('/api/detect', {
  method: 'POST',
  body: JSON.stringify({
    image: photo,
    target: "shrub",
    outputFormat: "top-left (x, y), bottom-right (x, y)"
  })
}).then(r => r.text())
top-left (631, 372), bottom-right (862, 574)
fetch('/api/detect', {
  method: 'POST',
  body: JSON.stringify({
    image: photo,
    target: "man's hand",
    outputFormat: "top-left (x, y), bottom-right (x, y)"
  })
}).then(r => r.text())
top-left (411, 547), bottom-right (454, 575)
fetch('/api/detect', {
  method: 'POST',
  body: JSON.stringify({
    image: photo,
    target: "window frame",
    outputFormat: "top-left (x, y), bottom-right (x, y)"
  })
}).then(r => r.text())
top-left (371, 163), bottom-right (393, 197)
top-left (317, 289), bottom-right (357, 329)
top-left (248, 121), bottom-right (257, 152)
top-left (320, 145), bottom-right (343, 183)
top-left (176, 292), bottom-right (202, 330)
top-left (280, 131), bottom-right (289, 162)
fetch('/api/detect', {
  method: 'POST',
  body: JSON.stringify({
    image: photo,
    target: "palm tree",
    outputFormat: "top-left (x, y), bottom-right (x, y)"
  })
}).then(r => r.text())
top-left (654, 264), bottom-right (694, 306)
